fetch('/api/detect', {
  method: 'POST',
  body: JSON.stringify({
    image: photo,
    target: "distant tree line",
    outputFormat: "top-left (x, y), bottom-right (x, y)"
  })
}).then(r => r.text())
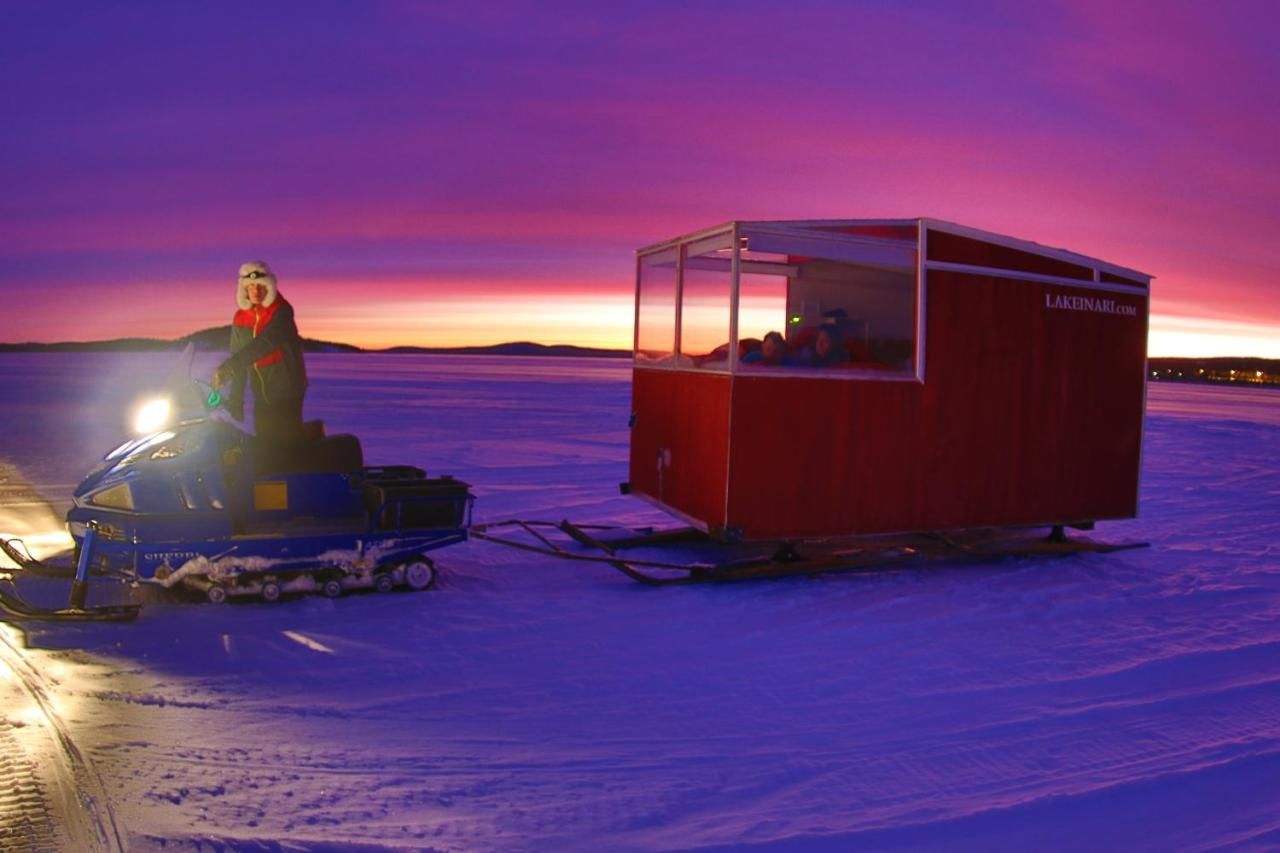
top-left (1149, 357), bottom-right (1280, 387)
top-left (0, 328), bottom-right (629, 358)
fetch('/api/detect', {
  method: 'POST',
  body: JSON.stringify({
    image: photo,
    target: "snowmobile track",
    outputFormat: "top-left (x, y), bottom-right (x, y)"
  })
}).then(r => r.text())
top-left (0, 627), bottom-right (127, 852)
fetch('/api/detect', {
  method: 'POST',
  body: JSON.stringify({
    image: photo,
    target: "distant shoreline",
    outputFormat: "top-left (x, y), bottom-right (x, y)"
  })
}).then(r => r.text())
top-left (1148, 357), bottom-right (1280, 389)
top-left (0, 337), bottom-right (1276, 386)
top-left (0, 327), bottom-right (630, 359)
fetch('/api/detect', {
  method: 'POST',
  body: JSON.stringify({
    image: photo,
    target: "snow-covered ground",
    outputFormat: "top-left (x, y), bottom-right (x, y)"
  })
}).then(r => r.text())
top-left (2, 352), bottom-right (1279, 852)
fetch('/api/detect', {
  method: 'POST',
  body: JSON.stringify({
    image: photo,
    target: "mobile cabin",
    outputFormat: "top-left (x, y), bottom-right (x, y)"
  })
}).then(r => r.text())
top-left (627, 218), bottom-right (1151, 541)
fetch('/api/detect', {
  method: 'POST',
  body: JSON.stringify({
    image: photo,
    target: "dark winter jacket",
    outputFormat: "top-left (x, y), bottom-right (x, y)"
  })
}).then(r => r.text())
top-left (219, 283), bottom-right (308, 414)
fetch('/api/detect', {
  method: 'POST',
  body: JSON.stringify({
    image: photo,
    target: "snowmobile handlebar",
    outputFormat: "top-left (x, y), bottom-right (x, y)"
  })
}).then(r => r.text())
top-left (192, 377), bottom-right (224, 412)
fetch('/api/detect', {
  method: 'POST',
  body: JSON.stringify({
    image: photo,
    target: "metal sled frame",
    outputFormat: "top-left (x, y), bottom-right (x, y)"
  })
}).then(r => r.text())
top-left (470, 520), bottom-right (1149, 586)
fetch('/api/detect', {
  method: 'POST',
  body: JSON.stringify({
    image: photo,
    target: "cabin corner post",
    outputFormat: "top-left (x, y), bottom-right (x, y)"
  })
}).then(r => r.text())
top-left (1135, 279), bottom-right (1152, 518)
top-left (724, 222), bottom-right (743, 527)
top-left (729, 221), bottom-right (741, 376)
top-left (674, 242), bottom-right (685, 362)
top-left (631, 251), bottom-right (642, 361)
top-left (916, 218), bottom-right (928, 384)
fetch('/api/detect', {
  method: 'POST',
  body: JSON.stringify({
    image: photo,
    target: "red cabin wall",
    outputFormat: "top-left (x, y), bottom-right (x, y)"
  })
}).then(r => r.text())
top-left (724, 270), bottom-right (1148, 539)
top-left (629, 368), bottom-right (731, 531)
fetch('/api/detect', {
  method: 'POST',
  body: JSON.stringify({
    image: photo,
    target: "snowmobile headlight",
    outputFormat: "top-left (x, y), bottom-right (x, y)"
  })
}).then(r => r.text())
top-left (133, 397), bottom-right (173, 435)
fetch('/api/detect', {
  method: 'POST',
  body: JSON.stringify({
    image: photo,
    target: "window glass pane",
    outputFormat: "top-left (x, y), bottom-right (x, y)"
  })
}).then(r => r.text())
top-left (736, 232), bottom-right (916, 375)
top-left (636, 248), bottom-right (677, 364)
top-left (736, 252), bottom-right (793, 369)
top-left (680, 237), bottom-right (733, 371)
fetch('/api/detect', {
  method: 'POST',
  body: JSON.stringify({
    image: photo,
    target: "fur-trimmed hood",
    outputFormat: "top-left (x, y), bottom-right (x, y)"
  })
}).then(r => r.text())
top-left (236, 260), bottom-right (279, 310)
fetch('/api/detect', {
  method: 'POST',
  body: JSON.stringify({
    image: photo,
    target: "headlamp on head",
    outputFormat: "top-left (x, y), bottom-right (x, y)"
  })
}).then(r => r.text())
top-left (238, 260), bottom-right (274, 281)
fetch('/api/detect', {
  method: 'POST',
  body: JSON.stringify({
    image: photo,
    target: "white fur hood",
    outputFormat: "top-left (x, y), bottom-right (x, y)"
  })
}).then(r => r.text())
top-left (236, 261), bottom-right (279, 310)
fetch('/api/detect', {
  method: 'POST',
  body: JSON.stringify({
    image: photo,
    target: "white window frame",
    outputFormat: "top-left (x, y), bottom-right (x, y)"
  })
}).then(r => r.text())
top-left (633, 218), bottom-right (1153, 384)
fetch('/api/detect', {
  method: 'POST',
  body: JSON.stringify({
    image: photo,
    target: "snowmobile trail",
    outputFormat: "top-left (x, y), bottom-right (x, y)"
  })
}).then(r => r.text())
top-left (0, 626), bottom-right (126, 852)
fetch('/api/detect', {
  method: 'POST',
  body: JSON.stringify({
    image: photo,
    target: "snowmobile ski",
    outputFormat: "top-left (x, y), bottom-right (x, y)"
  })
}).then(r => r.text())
top-left (0, 577), bottom-right (140, 623)
top-left (1, 532), bottom-right (141, 623)
top-left (0, 537), bottom-right (85, 578)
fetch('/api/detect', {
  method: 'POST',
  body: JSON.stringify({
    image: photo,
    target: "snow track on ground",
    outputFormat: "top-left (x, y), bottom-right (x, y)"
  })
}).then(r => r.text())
top-left (0, 724), bottom-right (60, 853)
top-left (0, 626), bottom-right (125, 853)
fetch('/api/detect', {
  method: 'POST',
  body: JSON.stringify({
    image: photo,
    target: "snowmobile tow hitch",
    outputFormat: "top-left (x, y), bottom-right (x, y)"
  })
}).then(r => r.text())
top-left (469, 520), bottom-right (1149, 586)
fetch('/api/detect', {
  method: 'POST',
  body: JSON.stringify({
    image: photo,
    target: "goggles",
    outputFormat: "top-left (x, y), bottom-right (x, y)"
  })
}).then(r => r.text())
top-left (240, 270), bottom-right (272, 280)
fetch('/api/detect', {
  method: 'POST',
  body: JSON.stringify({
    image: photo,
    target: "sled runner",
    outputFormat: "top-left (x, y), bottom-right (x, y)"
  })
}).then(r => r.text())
top-left (471, 520), bottom-right (1148, 586)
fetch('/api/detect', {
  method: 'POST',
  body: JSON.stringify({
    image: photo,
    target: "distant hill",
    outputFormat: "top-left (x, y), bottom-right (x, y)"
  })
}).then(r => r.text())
top-left (0, 327), bottom-right (360, 354)
top-left (1, 337), bottom-right (1272, 373)
top-left (0, 337), bottom-right (181, 353)
top-left (378, 341), bottom-right (629, 358)
top-left (0, 328), bottom-right (630, 359)
top-left (178, 326), bottom-right (363, 354)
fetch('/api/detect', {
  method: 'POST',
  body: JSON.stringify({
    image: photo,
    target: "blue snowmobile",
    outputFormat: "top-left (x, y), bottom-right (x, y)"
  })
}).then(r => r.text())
top-left (1, 364), bottom-right (473, 621)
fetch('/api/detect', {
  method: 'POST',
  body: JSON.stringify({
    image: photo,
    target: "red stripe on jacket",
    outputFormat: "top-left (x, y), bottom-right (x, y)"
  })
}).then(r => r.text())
top-left (232, 302), bottom-right (285, 368)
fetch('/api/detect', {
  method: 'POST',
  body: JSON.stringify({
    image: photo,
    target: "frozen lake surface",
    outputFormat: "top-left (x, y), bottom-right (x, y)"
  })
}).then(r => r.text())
top-left (1, 353), bottom-right (1278, 851)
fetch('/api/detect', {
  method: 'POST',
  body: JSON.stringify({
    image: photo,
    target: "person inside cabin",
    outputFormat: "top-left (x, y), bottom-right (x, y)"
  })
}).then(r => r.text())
top-left (210, 261), bottom-right (309, 444)
top-left (742, 331), bottom-right (792, 366)
top-left (803, 325), bottom-right (848, 367)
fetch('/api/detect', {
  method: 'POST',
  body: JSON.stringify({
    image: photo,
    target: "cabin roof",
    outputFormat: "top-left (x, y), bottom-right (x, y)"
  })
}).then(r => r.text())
top-left (637, 217), bottom-right (1153, 283)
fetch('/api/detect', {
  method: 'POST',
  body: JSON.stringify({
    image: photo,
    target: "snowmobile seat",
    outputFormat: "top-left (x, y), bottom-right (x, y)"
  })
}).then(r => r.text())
top-left (365, 465), bottom-right (427, 481)
top-left (254, 433), bottom-right (364, 475)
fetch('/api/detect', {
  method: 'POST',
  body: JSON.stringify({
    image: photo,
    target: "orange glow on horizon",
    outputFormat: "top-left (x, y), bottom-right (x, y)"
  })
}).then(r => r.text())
top-left (8, 277), bottom-right (1280, 360)
top-left (304, 292), bottom-right (637, 351)
top-left (1147, 314), bottom-right (1280, 359)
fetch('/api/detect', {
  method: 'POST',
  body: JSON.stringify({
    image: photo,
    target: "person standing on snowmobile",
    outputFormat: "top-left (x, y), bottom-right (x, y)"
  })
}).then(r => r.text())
top-left (211, 261), bottom-right (309, 443)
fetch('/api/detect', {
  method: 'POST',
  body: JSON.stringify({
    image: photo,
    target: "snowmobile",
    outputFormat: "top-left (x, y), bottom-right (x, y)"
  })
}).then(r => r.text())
top-left (1, 363), bottom-right (472, 621)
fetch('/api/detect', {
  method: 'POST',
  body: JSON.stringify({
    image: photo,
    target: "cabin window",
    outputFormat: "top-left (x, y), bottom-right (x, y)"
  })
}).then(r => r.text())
top-left (636, 226), bottom-right (919, 378)
top-left (737, 251), bottom-right (795, 369)
top-left (736, 233), bottom-right (917, 376)
top-left (679, 234), bottom-right (733, 371)
top-left (636, 248), bottom-right (678, 364)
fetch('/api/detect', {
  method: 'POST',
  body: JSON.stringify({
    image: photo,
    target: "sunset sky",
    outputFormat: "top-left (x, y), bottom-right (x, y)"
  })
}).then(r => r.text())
top-left (4, 2), bottom-right (1278, 356)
